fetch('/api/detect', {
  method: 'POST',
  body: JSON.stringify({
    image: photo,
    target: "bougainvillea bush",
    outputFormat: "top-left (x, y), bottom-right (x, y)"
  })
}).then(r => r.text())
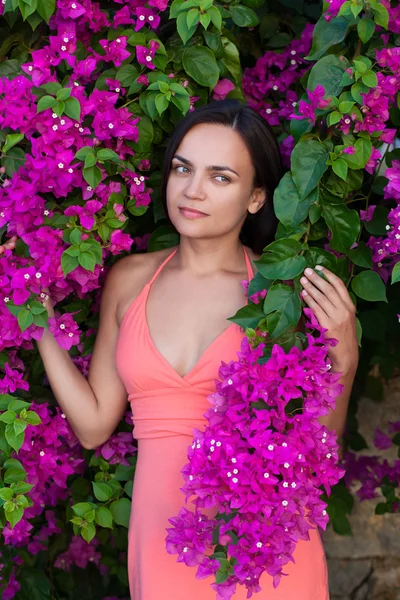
top-left (0, 0), bottom-right (400, 596)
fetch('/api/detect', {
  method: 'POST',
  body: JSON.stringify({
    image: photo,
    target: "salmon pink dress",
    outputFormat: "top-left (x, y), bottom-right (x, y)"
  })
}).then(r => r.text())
top-left (115, 247), bottom-right (329, 600)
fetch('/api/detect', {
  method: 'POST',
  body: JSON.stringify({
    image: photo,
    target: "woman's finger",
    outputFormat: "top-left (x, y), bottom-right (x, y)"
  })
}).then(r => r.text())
top-left (300, 275), bottom-right (336, 317)
top-left (314, 265), bottom-right (355, 312)
top-left (0, 236), bottom-right (18, 254)
top-left (302, 267), bottom-right (342, 308)
top-left (301, 289), bottom-right (329, 329)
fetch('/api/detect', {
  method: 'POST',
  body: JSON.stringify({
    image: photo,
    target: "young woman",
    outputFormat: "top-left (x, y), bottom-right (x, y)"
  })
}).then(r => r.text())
top-left (1, 100), bottom-right (358, 599)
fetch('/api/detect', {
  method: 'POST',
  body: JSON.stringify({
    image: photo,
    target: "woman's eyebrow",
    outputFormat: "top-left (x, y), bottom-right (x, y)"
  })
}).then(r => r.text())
top-left (173, 154), bottom-right (240, 177)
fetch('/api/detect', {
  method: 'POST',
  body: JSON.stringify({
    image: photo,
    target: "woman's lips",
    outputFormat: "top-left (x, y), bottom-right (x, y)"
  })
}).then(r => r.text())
top-left (178, 207), bottom-right (209, 219)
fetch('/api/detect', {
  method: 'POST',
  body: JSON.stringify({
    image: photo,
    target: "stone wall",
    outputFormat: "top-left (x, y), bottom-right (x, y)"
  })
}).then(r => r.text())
top-left (322, 377), bottom-right (400, 600)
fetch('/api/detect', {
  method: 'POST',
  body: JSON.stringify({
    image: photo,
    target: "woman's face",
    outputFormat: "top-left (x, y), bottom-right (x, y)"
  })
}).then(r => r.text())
top-left (166, 123), bottom-right (265, 242)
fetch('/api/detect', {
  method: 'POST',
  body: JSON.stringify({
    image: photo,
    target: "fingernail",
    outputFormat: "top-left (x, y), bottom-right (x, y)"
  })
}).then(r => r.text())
top-left (315, 265), bottom-right (324, 271)
top-left (304, 268), bottom-right (313, 276)
top-left (302, 290), bottom-right (308, 297)
top-left (300, 277), bottom-right (307, 285)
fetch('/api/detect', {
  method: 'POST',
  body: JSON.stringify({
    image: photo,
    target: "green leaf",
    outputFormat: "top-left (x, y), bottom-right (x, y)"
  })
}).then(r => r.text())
top-left (52, 100), bottom-right (64, 117)
top-left (110, 498), bottom-right (131, 528)
top-left (228, 303), bottom-right (264, 329)
top-left (255, 239), bottom-right (307, 280)
top-left (357, 18), bottom-right (375, 43)
top-left (78, 252), bottom-right (96, 272)
top-left (155, 93), bottom-right (169, 116)
top-left (307, 54), bottom-right (347, 99)
top-left (199, 11), bottom-right (210, 28)
top-left (263, 283), bottom-right (301, 337)
top-left (362, 70), bottom-right (378, 88)
top-left (84, 153), bottom-right (97, 168)
top-left (182, 46), bottom-right (219, 88)
top-left (353, 58), bottom-right (368, 74)
top-left (2, 133), bottom-right (24, 154)
top-left (18, 309), bottom-right (33, 332)
top-left (269, 32), bottom-right (292, 48)
top-left (37, 95), bottom-right (56, 113)
top-left (332, 158), bottom-right (348, 181)
top-left (291, 140), bottom-right (330, 200)
top-left (70, 228), bottom-right (82, 245)
top-left (338, 100), bottom-right (355, 113)
top-left (342, 138), bottom-right (372, 170)
top-left (221, 37), bottom-right (241, 83)
top-left (83, 165), bottom-right (102, 189)
top-left (116, 65), bottom-right (139, 87)
top-left (96, 148), bottom-right (120, 162)
top-left (351, 270), bottom-right (387, 302)
top-left (177, 12), bottom-right (197, 44)
top-left (208, 5), bottom-right (222, 29)
top-left (40, 82), bottom-right (61, 94)
top-left (19, 0), bottom-right (37, 19)
top-left (273, 172), bottom-right (318, 229)
top-left (26, 11), bottom-right (43, 29)
top-left (309, 202), bottom-right (322, 224)
top-left (351, 81), bottom-right (369, 103)
top-left (186, 7), bottom-right (200, 28)
top-left (169, 0), bottom-right (186, 18)
top-left (56, 87), bottom-right (71, 101)
top-left (391, 262), bottom-right (400, 284)
top-left (322, 202), bottom-right (360, 253)
top-left (372, 4), bottom-right (388, 29)
top-left (306, 16), bottom-right (349, 61)
top-left (92, 482), bottom-right (113, 502)
top-left (75, 146), bottom-right (94, 161)
top-left (36, 0), bottom-right (54, 20)
top-left (363, 206), bottom-right (389, 235)
top-left (95, 506), bottom-right (113, 528)
top-left (64, 97), bottom-right (81, 121)
top-left (229, 4), bottom-right (259, 26)
top-left (61, 251), bottom-right (79, 276)
top-left (348, 241), bottom-right (372, 269)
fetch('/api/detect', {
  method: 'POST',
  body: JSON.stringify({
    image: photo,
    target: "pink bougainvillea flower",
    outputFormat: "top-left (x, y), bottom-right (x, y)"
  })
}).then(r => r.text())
top-left (135, 7), bottom-right (160, 30)
top-left (148, 0), bottom-right (168, 10)
top-left (212, 79), bottom-right (236, 101)
top-left (64, 199), bottom-right (103, 230)
top-left (0, 363), bottom-right (30, 393)
top-left (48, 314), bottom-right (82, 350)
top-left (99, 37), bottom-right (130, 67)
top-left (136, 40), bottom-right (160, 70)
top-left (365, 148), bottom-right (382, 175)
top-left (109, 230), bottom-right (134, 255)
top-left (374, 428), bottom-right (392, 450)
top-left (343, 146), bottom-right (355, 154)
top-left (360, 205), bottom-right (376, 222)
top-left (137, 74), bottom-right (149, 86)
top-left (113, 6), bottom-right (135, 27)
top-left (290, 85), bottom-right (331, 125)
top-left (105, 78), bottom-right (125, 94)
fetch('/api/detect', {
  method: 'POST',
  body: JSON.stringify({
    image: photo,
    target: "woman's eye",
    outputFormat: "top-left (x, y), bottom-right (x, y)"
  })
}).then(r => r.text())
top-left (215, 175), bottom-right (230, 183)
top-left (174, 165), bottom-right (190, 174)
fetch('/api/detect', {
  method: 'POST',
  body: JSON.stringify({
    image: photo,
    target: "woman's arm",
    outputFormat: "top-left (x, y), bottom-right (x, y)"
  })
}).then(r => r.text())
top-left (299, 265), bottom-right (359, 439)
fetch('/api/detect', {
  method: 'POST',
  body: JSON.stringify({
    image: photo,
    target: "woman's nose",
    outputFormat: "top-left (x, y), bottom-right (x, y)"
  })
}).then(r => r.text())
top-left (184, 174), bottom-right (206, 200)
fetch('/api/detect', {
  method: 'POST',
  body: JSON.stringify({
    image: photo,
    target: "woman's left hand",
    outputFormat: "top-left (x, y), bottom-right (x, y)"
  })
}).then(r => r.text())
top-left (300, 265), bottom-right (359, 375)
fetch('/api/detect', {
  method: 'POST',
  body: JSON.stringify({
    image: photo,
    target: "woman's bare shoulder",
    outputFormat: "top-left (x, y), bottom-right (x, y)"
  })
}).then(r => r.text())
top-left (104, 247), bottom-right (178, 325)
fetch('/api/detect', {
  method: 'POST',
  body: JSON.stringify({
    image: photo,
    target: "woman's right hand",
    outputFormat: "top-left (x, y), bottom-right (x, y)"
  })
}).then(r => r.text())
top-left (40, 288), bottom-right (55, 319)
top-left (0, 235), bottom-right (17, 254)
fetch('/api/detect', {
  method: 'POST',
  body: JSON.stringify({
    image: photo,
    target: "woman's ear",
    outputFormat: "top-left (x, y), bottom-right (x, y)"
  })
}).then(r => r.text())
top-left (248, 187), bottom-right (267, 215)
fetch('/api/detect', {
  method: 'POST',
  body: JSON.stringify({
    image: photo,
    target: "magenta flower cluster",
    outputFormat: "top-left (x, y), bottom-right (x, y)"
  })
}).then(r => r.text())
top-left (166, 310), bottom-right (345, 599)
top-left (242, 24), bottom-right (314, 167)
